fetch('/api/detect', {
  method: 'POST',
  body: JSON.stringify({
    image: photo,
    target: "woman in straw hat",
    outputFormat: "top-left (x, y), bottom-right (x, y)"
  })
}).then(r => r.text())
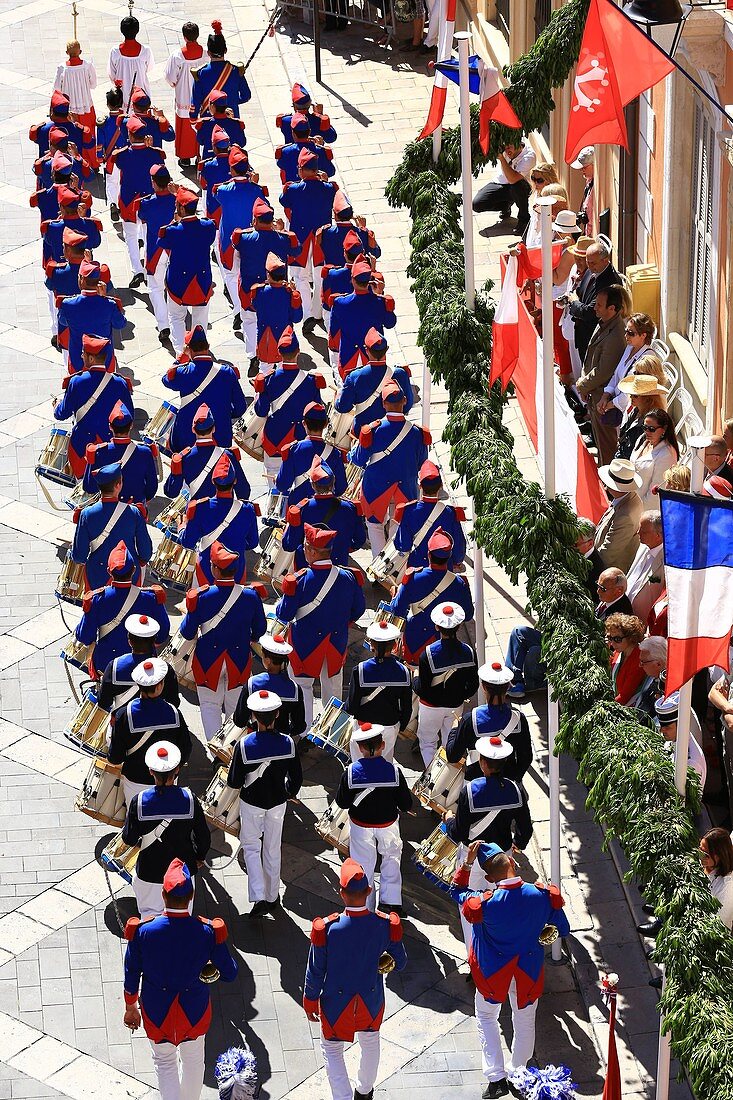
top-left (627, 407), bottom-right (679, 509)
top-left (597, 315), bottom-right (660, 421)
top-left (615, 372), bottom-right (668, 461)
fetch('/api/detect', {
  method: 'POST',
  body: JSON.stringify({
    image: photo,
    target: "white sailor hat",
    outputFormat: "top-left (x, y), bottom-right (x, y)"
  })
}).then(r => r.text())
top-left (131, 657), bottom-right (168, 688)
top-left (258, 631), bottom-right (292, 657)
top-left (655, 693), bottom-right (679, 725)
top-left (125, 613), bottom-right (159, 639)
top-left (366, 619), bottom-right (402, 643)
top-left (145, 741), bottom-right (181, 772)
top-left (247, 688), bottom-right (282, 713)
top-left (475, 735), bottom-right (513, 760)
top-left (351, 721), bottom-right (386, 743)
top-left (430, 602), bottom-right (465, 630)
top-left (478, 660), bottom-right (514, 687)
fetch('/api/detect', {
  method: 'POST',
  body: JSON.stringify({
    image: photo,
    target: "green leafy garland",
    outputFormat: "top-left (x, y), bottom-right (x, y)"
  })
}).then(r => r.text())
top-left (386, 4), bottom-right (733, 1092)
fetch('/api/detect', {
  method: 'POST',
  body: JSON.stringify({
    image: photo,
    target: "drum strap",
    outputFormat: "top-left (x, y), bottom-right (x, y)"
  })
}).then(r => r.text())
top-left (127, 727), bottom-right (161, 757)
top-left (294, 567), bottom-right (340, 620)
top-left (198, 585), bottom-right (243, 634)
top-left (89, 503), bottom-right (127, 555)
top-left (200, 62), bottom-right (234, 116)
top-left (187, 447), bottom-right (225, 499)
top-left (74, 372), bottom-right (115, 426)
top-left (367, 421), bottom-right (412, 466)
top-left (353, 367), bottom-right (393, 416)
top-left (409, 572), bottom-right (457, 618)
top-left (113, 683), bottom-right (139, 710)
top-left (177, 364), bottom-right (222, 411)
top-left (198, 499), bottom-right (243, 553)
top-left (468, 806), bottom-right (502, 842)
top-left (352, 786), bottom-right (375, 808)
top-left (139, 818), bottom-right (172, 850)
top-left (290, 445), bottom-right (334, 494)
top-left (361, 684), bottom-right (388, 704)
top-left (410, 501), bottom-right (448, 550)
top-left (97, 586), bottom-right (142, 640)
top-left (242, 760), bottom-right (271, 787)
top-left (430, 668), bottom-right (458, 688)
top-left (269, 371), bottom-right (306, 414)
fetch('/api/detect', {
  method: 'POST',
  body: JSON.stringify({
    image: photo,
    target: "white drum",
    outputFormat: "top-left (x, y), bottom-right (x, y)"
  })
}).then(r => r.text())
top-left (201, 767), bottom-right (241, 836)
top-left (75, 758), bottom-right (126, 825)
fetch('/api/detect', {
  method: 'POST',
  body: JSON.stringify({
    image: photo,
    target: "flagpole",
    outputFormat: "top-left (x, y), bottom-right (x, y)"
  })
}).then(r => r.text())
top-left (432, 0), bottom-right (447, 162)
top-left (455, 31), bottom-right (475, 310)
top-left (421, 357), bottom-right (431, 431)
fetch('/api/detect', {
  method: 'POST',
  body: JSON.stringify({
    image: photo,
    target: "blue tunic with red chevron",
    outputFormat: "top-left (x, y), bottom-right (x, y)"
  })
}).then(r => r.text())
top-left (389, 566), bottom-right (474, 664)
top-left (164, 441), bottom-right (250, 504)
top-left (349, 414), bottom-right (430, 523)
top-left (250, 283), bottom-right (303, 364)
top-left (276, 140), bottom-right (334, 184)
top-left (334, 362), bottom-right (413, 436)
top-left (111, 145), bottom-right (166, 222)
top-left (179, 494), bottom-right (260, 584)
top-left (315, 221), bottom-right (380, 266)
top-left (42, 215), bottom-right (102, 265)
top-left (71, 499), bottom-right (153, 592)
top-left (282, 496), bottom-right (366, 569)
top-left (253, 364), bottom-right (327, 457)
top-left (35, 150), bottom-right (89, 189)
top-left (124, 912), bottom-right (238, 1044)
top-left (179, 580), bottom-right (267, 688)
top-left (53, 368), bottom-right (133, 477)
top-left (75, 582), bottom-right (170, 677)
top-left (394, 499), bottom-right (467, 569)
top-left (137, 191), bottom-right (176, 272)
top-left (328, 289), bottom-right (396, 376)
top-left (119, 114), bottom-right (174, 148)
top-left (162, 355), bottom-right (247, 452)
top-left (30, 118), bottom-right (89, 157)
top-left (56, 292), bottom-right (126, 372)
top-left (45, 258), bottom-right (82, 299)
top-left (31, 185), bottom-right (65, 224)
top-left (320, 262), bottom-right (352, 310)
top-left (232, 226), bottom-right (297, 306)
top-left (275, 438), bottom-right (348, 506)
top-left (275, 562), bottom-right (366, 678)
top-left (83, 438), bottom-right (159, 504)
top-left (159, 215), bottom-right (217, 305)
top-left (279, 179), bottom-right (338, 266)
top-left (198, 153), bottom-right (231, 221)
top-left (276, 109), bottom-right (337, 144)
top-left (190, 61), bottom-right (251, 119)
top-left (303, 908), bottom-right (407, 1042)
top-left (215, 178), bottom-right (268, 269)
top-left (194, 115), bottom-right (245, 159)
top-left (96, 113), bottom-right (126, 166)
top-left (448, 868), bottom-right (570, 1008)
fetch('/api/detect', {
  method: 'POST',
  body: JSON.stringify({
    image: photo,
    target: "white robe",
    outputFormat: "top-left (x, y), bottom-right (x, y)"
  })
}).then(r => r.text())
top-left (108, 44), bottom-right (154, 102)
top-left (53, 59), bottom-right (97, 113)
top-left (164, 49), bottom-right (203, 118)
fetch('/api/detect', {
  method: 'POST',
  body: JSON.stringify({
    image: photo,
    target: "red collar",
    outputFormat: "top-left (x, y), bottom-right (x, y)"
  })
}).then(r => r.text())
top-left (191, 354), bottom-right (214, 362)
top-left (101, 494), bottom-right (119, 502)
top-left (497, 877), bottom-right (523, 890)
top-left (81, 290), bottom-right (99, 297)
top-left (163, 908), bottom-right (190, 917)
top-left (195, 438), bottom-right (216, 447)
top-left (112, 436), bottom-right (131, 444)
top-left (281, 363), bottom-right (299, 371)
top-left (368, 358), bottom-right (387, 366)
top-left (111, 579), bottom-right (133, 588)
top-left (313, 492), bottom-right (335, 499)
top-left (386, 413), bottom-right (405, 422)
top-left (422, 495), bottom-right (439, 501)
top-left (181, 42), bottom-right (204, 60)
top-left (430, 562), bottom-right (449, 572)
top-left (119, 40), bottom-right (142, 56)
top-left (67, 57), bottom-right (83, 66)
top-left (216, 490), bottom-right (234, 498)
top-left (216, 578), bottom-right (235, 586)
top-left (344, 907), bottom-right (369, 916)
top-left (354, 286), bottom-right (370, 295)
top-left (180, 215), bottom-right (199, 221)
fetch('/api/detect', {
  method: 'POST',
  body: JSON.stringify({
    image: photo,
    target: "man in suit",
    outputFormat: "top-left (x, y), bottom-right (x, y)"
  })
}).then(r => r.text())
top-left (626, 511), bottom-right (665, 623)
top-left (594, 458), bottom-right (643, 573)
top-left (568, 240), bottom-right (621, 361)
top-left (703, 437), bottom-right (733, 490)
top-left (595, 567), bottom-right (633, 620)
top-left (575, 284), bottom-right (627, 465)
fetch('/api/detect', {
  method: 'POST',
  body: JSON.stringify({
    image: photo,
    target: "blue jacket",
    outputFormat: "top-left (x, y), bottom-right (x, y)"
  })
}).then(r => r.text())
top-left (42, 216), bottom-right (102, 266)
top-left (56, 292), bottom-right (126, 373)
top-left (275, 437), bottom-right (348, 506)
top-left (75, 582), bottom-right (170, 676)
top-left (349, 414), bottom-right (429, 523)
top-left (190, 61), bottom-right (251, 118)
top-left (279, 179), bottom-right (338, 265)
top-left (71, 497), bottom-right (153, 593)
top-left (160, 216), bottom-right (217, 306)
top-left (335, 362), bottom-right (413, 436)
top-left (83, 437), bottom-right (159, 505)
top-left (253, 364), bottom-right (327, 457)
top-left (282, 495), bottom-right (366, 569)
top-left (316, 221), bottom-right (380, 266)
top-left (393, 498), bottom-right (467, 569)
top-left (276, 140), bottom-right (334, 183)
top-left (276, 562), bottom-right (365, 678)
top-left (164, 441), bottom-right (250, 504)
top-left (232, 226), bottom-right (297, 299)
top-left (195, 115), bottom-right (245, 159)
top-left (216, 179), bottom-right (268, 268)
top-left (179, 581), bottom-right (267, 688)
top-left (198, 153), bottom-right (231, 221)
top-left (328, 289), bottom-right (396, 375)
top-left (163, 355), bottom-right (246, 453)
top-left (53, 368), bottom-right (134, 476)
top-left (389, 566), bottom-right (473, 664)
top-left (137, 191), bottom-right (176, 272)
top-left (276, 109), bottom-right (337, 144)
top-left (250, 283), bottom-right (303, 364)
top-left (179, 493), bottom-right (260, 585)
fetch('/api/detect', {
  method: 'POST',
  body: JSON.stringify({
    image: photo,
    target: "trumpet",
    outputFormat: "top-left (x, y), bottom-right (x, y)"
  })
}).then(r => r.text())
top-left (199, 962), bottom-right (220, 984)
top-left (377, 952), bottom-right (395, 975)
top-left (539, 923), bottom-right (559, 946)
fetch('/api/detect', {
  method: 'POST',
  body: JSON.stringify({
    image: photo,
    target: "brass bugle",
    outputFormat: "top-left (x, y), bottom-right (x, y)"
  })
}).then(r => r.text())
top-left (539, 923), bottom-right (559, 946)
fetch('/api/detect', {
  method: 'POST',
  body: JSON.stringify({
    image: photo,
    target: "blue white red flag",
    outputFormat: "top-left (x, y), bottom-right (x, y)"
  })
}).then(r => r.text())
top-left (658, 488), bottom-right (733, 693)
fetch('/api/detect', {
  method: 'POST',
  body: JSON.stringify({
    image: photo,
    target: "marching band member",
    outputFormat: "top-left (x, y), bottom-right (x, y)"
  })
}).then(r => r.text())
top-left (97, 613), bottom-right (179, 712)
top-left (227, 688), bottom-right (302, 917)
top-left (303, 859), bottom-right (407, 1100)
top-left (189, 21), bottom-right (251, 121)
top-left (193, 90), bottom-right (246, 160)
top-left (249, 253), bottom-right (303, 373)
top-left (71, 461), bottom-right (152, 592)
top-left (320, 230), bottom-right (367, 379)
top-left (53, 40), bottom-right (98, 169)
top-left (164, 404), bottom-right (250, 507)
top-left (158, 186), bottom-right (217, 356)
top-left (179, 541), bottom-right (267, 741)
top-left (56, 258), bottom-right (125, 373)
top-left (83, 402), bottom-right (159, 506)
top-left (164, 22), bottom-right (204, 166)
top-left (197, 125), bottom-right (232, 225)
top-left (275, 112), bottom-right (334, 184)
top-left (281, 457), bottom-right (366, 569)
top-left (52, 335), bottom-right (133, 476)
top-left (349, 380), bottom-right (429, 559)
top-left (214, 146), bottom-right (267, 321)
top-left (136, 164), bottom-right (176, 341)
top-left (122, 858), bottom-right (238, 1100)
top-left (328, 257), bottom-right (396, 378)
top-left (276, 523), bottom-right (366, 728)
top-left (30, 90), bottom-right (90, 158)
top-left (448, 843), bottom-right (569, 1097)
top-left (35, 135), bottom-right (90, 190)
top-left (275, 401), bottom-right (348, 506)
top-left (388, 529), bottom-right (474, 665)
top-left (394, 460), bottom-right (467, 570)
top-left (178, 453), bottom-right (260, 585)
top-left (108, 15), bottom-right (154, 102)
top-left (163, 327), bottom-right (246, 452)
top-left (32, 146), bottom-right (82, 225)
top-left (414, 602), bottom-right (479, 767)
top-left (253, 327), bottom-right (327, 487)
top-left (346, 620), bottom-right (412, 761)
top-left (232, 197), bottom-right (297, 354)
top-left (334, 329), bottom-right (412, 437)
top-left (122, 741), bottom-right (210, 920)
top-left (45, 228), bottom-right (87, 344)
top-left (111, 115), bottom-right (166, 286)
top-left (41, 188), bottom-right (101, 268)
top-left (121, 87), bottom-right (174, 148)
top-left (233, 633), bottom-right (307, 745)
top-left (108, 657), bottom-right (192, 804)
top-left (74, 542), bottom-right (170, 678)
top-left (277, 82), bottom-right (337, 144)
top-left (447, 661), bottom-right (532, 783)
top-left (97, 85), bottom-right (125, 216)
top-left (335, 723), bottom-right (412, 916)
top-left (315, 190), bottom-right (380, 268)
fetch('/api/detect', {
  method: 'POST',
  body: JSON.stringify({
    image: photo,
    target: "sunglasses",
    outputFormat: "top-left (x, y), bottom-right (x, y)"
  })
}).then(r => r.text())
top-left (624, 328), bottom-right (638, 336)
top-left (606, 635), bottom-right (624, 643)
top-left (530, 175), bottom-right (545, 183)
top-left (596, 582), bottom-right (609, 591)
top-left (644, 424), bottom-right (663, 433)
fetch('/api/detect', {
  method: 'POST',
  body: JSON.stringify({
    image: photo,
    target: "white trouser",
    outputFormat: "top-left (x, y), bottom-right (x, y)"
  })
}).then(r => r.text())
top-left (123, 778), bottom-right (151, 805)
top-left (460, 857), bottom-right (490, 954)
top-left (263, 452), bottom-right (282, 489)
top-left (147, 260), bottom-right (170, 331)
top-left (292, 254), bottom-right (322, 320)
top-left (350, 722), bottom-right (398, 762)
top-left (238, 799), bottom-right (287, 903)
top-left (417, 702), bottom-right (461, 768)
top-left (122, 218), bottom-right (144, 275)
top-left (321, 1032), bottom-right (380, 1100)
top-left (424, 0), bottom-right (440, 45)
top-left (223, 254), bottom-right (240, 316)
top-left (475, 982), bottom-right (538, 1082)
top-left (242, 308), bottom-right (258, 358)
top-left (367, 519), bottom-right (387, 558)
top-left (150, 1034), bottom-right (205, 1100)
top-left (197, 665), bottom-right (240, 742)
top-left (348, 819), bottom-right (403, 907)
top-left (168, 301), bottom-right (210, 356)
top-left (106, 165), bottom-right (120, 207)
top-left (294, 668), bottom-right (343, 730)
top-left (47, 288), bottom-right (58, 337)
top-left (133, 875), bottom-right (194, 921)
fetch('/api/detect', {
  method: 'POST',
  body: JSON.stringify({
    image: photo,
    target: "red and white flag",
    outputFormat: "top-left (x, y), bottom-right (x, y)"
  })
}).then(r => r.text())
top-left (478, 60), bottom-right (522, 152)
top-left (489, 253), bottom-right (520, 390)
top-left (419, 0), bottom-right (457, 140)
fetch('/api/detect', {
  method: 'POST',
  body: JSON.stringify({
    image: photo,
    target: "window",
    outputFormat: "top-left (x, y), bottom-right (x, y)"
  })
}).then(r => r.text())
top-left (535, 0), bottom-right (552, 38)
top-left (495, 0), bottom-right (510, 42)
top-left (688, 102), bottom-right (715, 367)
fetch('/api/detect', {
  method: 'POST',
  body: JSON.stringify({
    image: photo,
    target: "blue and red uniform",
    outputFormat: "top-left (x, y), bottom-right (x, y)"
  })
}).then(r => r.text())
top-left (215, 178), bottom-right (268, 269)
top-left (164, 441), bottom-right (250, 504)
top-left (320, 262), bottom-right (353, 311)
top-left (195, 115), bottom-right (245, 159)
top-left (277, 109), bottom-right (336, 145)
top-left (198, 153), bottom-right (231, 222)
top-left (232, 225), bottom-right (297, 308)
top-left (276, 562), bottom-right (366, 678)
top-left (112, 145), bottom-right (166, 222)
top-left (31, 184), bottom-right (65, 224)
top-left (75, 581), bottom-right (170, 677)
top-left (250, 282), bottom-right (303, 365)
top-left (253, 365), bottom-right (326, 457)
top-left (42, 215), bottom-right (102, 266)
top-left (83, 437), bottom-right (159, 505)
top-left (71, 498), bottom-right (153, 592)
top-left (335, 362), bottom-right (413, 436)
top-left (393, 499), bottom-right (467, 569)
top-left (163, 355), bottom-right (246, 452)
top-left (275, 438), bottom-right (347, 506)
top-left (329, 288), bottom-right (396, 377)
top-left (159, 215), bottom-right (217, 305)
top-left (283, 496), bottom-right (366, 569)
top-left (45, 256), bottom-right (82, 299)
top-left (34, 150), bottom-right (89, 189)
top-left (388, 566), bottom-right (474, 664)
top-left (349, 414), bottom-right (429, 523)
top-left (275, 140), bottom-right (334, 184)
top-left (53, 367), bottom-right (133, 476)
top-left (56, 292), bottom-right (126, 373)
top-left (315, 220), bottom-right (381, 266)
top-left (190, 61), bottom-right (251, 119)
top-left (119, 113), bottom-right (174, 148)
top-left (179, 493), bottom-right (260, 584)
top-left (179, 580), bottom-right (267, 689)
top-left (30, 117), bottom-right (90, 157)
top-left (96, 112), bottom-right (126, 167)
top-left (137, 191), bottom-right (176, 273)
top-left (279, 179), bottom-right (338, 267)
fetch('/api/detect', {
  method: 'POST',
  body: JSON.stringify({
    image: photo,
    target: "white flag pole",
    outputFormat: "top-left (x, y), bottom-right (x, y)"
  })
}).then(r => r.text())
top-left (455, 31), bottom-right (475, 310)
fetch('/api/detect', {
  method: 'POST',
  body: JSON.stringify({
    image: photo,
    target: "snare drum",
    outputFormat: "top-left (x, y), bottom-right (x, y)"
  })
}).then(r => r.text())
top-left (62, 480), bottom-right (100, 511)
top-left (143, 400), bottom-right (177, 455)
top-left (366, 539), bottom-right (408, 592)
top-left (343, 461), bottom-right (363, 503)
top-left (155, 490), bottom-right (189, 533)
top-left (255, 527), bottom-right (294, 593)
top-left (61, 635), bottom-right (95, 673)
top-left (324, 407), bottom-right (354, 452)
top-left (35, 427), bottom-right (75, 487)
top-left (64, 688), bottom-right (111, 757)
top-left (233, 405), bottom-right (265, 461)
top-left (209, 716), bottom-right (244, 766)
top-left (411, 747), bottom-right (465, 814)
top-left (159, 631), bottom-right (197, 693)
top-left (149, 535), bottom-right (196, 592)
top-left (75, 758), bottom-right (126, 826)
top-left (55, 554), bottom-right (86, 606)
top-left (252, 610), bottom-right (289, 659)
top-left (412, 822), bottom-right (460, 892)
top-left (307, 697), bottom-right (355, 765)
top-left (362, 601), bottom-right (406, 653)
top-left (315, 800), bottom-right (351, 856)
top-left (263, 492), bottom-right (287, 528)
top-left (201, 767), bottom-right (240, 836)
top-left (101, 830), bottom-right (139, 884)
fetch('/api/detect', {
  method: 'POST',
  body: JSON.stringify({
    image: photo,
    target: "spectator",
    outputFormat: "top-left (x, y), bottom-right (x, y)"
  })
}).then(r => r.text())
top-left (576, 284), bottom-right (628, 465)
top-left (723, 417), bottom-right (733, 465)
top-left (594, 457), bottom-right (643, 572)
top-left (661, 463), bottom-right (691, 492)
top-left (472, 137), bottom-right (536, 236)
top-left (703, 437), bottom-right (733, 489)
top-left (605, 612), bottom-right (646, 705)
top-left (699, 829), bottom-right (733, 930)
top-left (636, 635), bottom-right (667, 718)
top-left (595, 567), bottom-right (633, 619)
top-left (571, 145), bottom-right (595, 235)
top-left (629, 409), bottom-right (679, 510)
top-left (647, 586), bottom-right (668, 637)
top-left (577, 518), bottom-right (605, 600)
top-left (626, 511), bottom-right (665, 622)
top-left (655, 693), bottom-right (706, 787)
top-left (615, 373), bottom-right (668, 461)
top-left (596, 314), bottom-right (659, 421)
top-left (567, 239), bottom-right (621, 361)
top-left (525, 179), bottom-right (567, 248)
top-left (707, 645), bottom-right (733, 824)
